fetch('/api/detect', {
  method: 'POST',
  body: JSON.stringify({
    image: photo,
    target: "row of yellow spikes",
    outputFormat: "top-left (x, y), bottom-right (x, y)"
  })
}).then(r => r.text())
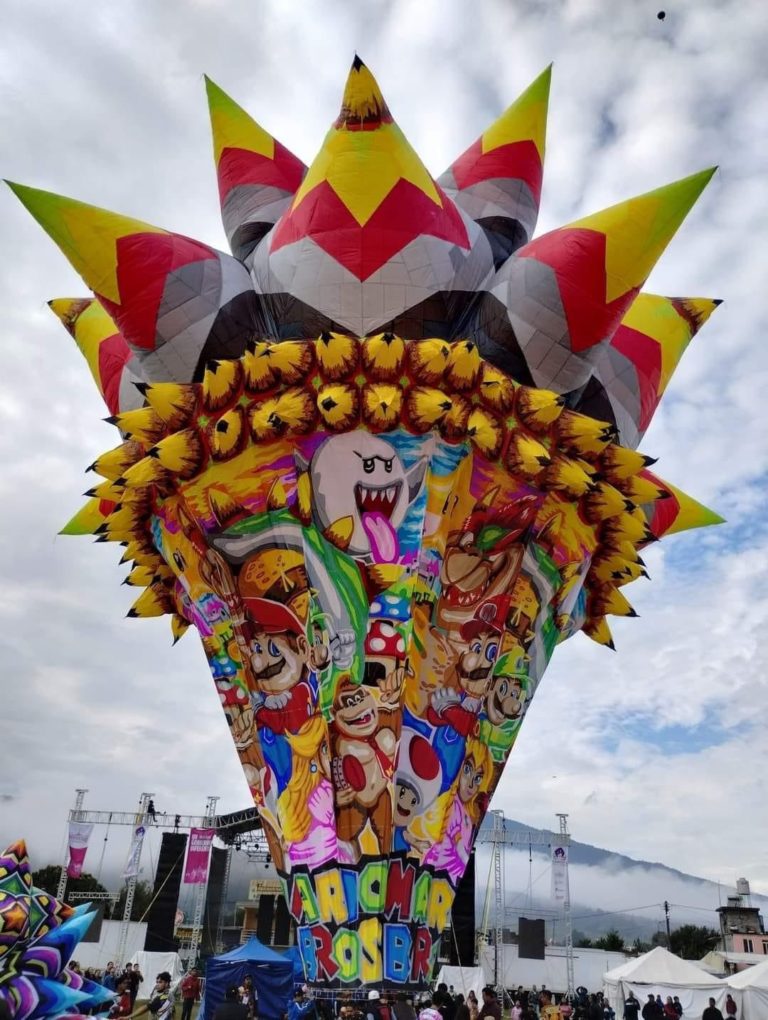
top-left (75, 337), bottom-right (668, 649)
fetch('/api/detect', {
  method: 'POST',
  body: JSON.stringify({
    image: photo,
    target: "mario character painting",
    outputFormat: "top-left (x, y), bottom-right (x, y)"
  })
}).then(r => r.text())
top-left (244, 596), bottom-right (319, 794)
top-left (428, 596), bottom-right (508, 738)
top-left (330, 677), bottom-right (397, 856)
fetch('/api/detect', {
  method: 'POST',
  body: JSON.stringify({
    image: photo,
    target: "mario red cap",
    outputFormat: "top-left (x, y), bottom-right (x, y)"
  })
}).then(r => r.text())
top-left (243, 597), bottom-right (305, 636)
top-left (460, 594), bottom-right (510, 641)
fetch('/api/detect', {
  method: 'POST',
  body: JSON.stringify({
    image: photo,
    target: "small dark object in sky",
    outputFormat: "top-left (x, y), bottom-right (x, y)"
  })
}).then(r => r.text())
top-left (657, 10), bottom-right (666, 19)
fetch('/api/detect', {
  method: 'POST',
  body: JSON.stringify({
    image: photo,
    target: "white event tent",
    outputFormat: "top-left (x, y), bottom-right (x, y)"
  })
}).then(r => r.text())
top-left (726, 957), bottom-right (768, 1020)
top-left (603, 946), bottom-right (728, 1017)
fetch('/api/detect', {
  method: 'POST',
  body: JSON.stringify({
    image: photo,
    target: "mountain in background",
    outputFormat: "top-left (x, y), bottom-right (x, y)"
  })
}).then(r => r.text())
top-left (223, 817), bottom-right (768, 945)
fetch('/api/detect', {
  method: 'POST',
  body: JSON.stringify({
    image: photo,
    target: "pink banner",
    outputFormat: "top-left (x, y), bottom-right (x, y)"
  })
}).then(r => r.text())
top-left (184, 828), bottom-right (214, 884)
top-left (66, 821), bottom-right (93, 878)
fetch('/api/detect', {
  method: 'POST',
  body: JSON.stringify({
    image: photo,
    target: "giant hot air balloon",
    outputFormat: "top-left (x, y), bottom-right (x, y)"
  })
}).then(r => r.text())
top-left (9, 58), bottom-right (723, 990)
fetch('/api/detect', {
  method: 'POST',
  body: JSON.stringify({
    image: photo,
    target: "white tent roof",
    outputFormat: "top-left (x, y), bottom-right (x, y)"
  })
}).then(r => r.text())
top-left (727, 957), bottom-right (768, 989)
top-left (604, 946), bottom-right (723, 987)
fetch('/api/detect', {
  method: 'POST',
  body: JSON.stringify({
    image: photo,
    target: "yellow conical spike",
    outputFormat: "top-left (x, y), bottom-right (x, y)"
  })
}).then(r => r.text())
top-left (124, 564), bottom-right (161, 587)
top-left (582, 615), bottom-right (615, 650)
top-left (618, 473), bottom-right (670, 505)
top-left (7, 182), bottom-right (166, 305)
top-left (315, 332), bottom-right (359, 380)
top-left (589, 585), bottom-right (638, 618)
top-left (406, 388), bottom-right (454, 432)
top-left (171, 614), bottom-right (190, 644)
top-left (84, 478), bottom-right (128, 502)
top-left (467, 407), bottom-right (504, 458)
top-left (88, 440), bottom-right (145, 480)
top-left (555, 410), bottom-right (615, 456)
top-left (137, 381), bottom-right (199, 429)
top-left (362, 384), bottom-right (402, 431)
top-left (316, 384), bottom-right (359, 431)
top-left (600, 446), bottom-right (656, 483)
top-left (127, 583), bottom-right (173, 619)
top-left (445, 340), bottom-right (481, 391)
top-left (440, 394), bottom-right (472, 441)
top-left (646, 480), bottom-right (725, 538)
top-left (210, 407), bottom-right (247, 460)
top-left (149, 430), bottom-right (205, 480)
top-left (205, 76), bottom-right (276, 166)
top-left (505, 432), bottom-right (551, 477)
top-left (408, 339), bottom-right (451, 385)
top-left (515, 386), bottom-right (565, 432)
top-left (568, 168), bottom-right (716, 302)
top-left (120, 541), bottom-right (161, 568)
top-left (482, 65), bottom-right (552, 161)
top-left (479, 365), bottom-right (517, 413)
top-left (60, 498), bottom-right (113, 536)
top-left (361, 332), bottom-right (405, 381)
top-left (202, 359), bottom-right (243, 412)
top-left (581, 481), bottom-right (632, 524)
top-left (106, 407), bottom-right (166, 446)
top-left (541, 456), bottom-right (594, 497)
top-left (119, 454), bottom-right (171, 489)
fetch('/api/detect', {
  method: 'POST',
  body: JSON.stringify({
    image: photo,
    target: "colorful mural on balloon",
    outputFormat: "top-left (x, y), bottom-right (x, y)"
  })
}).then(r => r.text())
top-left (10, 57), bottom-right (722, 990)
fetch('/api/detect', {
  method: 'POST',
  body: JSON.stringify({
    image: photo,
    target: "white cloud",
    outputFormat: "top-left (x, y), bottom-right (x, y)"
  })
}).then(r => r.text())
top-left (0, 0), bottom-right (766, 919)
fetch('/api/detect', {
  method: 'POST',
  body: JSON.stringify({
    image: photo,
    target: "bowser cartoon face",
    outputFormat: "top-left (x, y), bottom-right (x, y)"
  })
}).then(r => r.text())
top-left (300, 432), bottom-right (427, 563)
top-left (437, 493), bottom-right (538, 636)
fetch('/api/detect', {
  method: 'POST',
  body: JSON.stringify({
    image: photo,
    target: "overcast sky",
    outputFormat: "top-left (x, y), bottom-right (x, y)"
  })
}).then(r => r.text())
top-left (1, 0), bottom-right (766, 916)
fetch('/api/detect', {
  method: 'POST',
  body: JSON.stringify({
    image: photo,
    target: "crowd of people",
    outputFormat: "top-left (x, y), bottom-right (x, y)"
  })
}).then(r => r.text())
top-left (59, 964), bottom-right (740, 1020)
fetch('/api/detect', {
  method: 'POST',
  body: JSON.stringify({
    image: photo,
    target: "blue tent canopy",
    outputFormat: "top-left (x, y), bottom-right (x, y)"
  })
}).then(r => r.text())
top-left (281, 946), bottom-right (305, 984)
top-left (203, 937), bottom-right (293, 1020)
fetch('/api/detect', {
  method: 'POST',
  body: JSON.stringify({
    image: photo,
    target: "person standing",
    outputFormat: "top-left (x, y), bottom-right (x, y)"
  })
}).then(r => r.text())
top-left (723, 996), bottom-right (736, 1020)
top-left (103, 963), bottom-right (117, 993)
top-left (624, 994), bottom-right (640, 1020)
top-left (418, 997), bottom-right (443, 1020)
top-left (109, 978), bottom-right (133, 1019)
top-left (478, 989), bottom-right (501, 1020)
top-left (180, 968), bottom-right (202, 1020)
top-left (672, 999), bottom-right (682, 1018)
top-left (289, 989), bottom-right (316, 1020)
top-left (214, 987), bottom-right (249, 1020)
top-left (124, 963), bottom-right (144, 1008)
top-left (129, 972), bottom-right (175, 1020)
top-left (701, 1000), bottom-right (723, 1020)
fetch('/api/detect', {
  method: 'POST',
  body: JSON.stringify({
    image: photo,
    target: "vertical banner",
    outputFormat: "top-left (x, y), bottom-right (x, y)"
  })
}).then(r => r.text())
top-left (184, 828), bottom-right (215, 884)
top-left (551, 844), bottom-right (568, 901)
top-left (66, 821), bottom-right (94, 878)
top-left (123, 825), bottom-right (146, 879)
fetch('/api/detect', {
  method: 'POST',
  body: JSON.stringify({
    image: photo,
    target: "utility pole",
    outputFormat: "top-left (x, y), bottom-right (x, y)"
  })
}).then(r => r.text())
top-left (116, 792), bottom-right (153, 968)
top-left (556, 813), bottom-right (575, 999)
top-left (56, 788), bottom-right (88, 902)
top-left (180, 795), bottom-right (219, 968)
top-left (664, 900), bottom-right (672, 950)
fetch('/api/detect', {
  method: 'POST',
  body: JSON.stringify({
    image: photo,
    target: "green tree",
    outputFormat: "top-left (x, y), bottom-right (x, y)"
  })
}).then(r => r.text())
top-left (631, 937), bottom-right (651, 954)
top-left (114, 881), bottom-right (154, 921)
top-left (669, 924), bottom-right (721, 959)
top-left (576, 937), bottom-right (594, 948)
top-left (594, 929), bottom-right (626, 951)
top-left (32, 866), bottom-right (110, 904)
